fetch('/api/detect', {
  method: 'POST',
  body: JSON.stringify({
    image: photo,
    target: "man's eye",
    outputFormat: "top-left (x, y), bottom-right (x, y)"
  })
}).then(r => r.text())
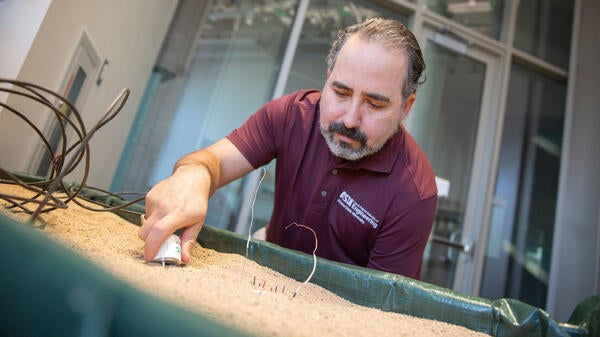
top-left (334, 90), bottom-right (349, 97)
top-left (368, 101), bottom-right (383, 109)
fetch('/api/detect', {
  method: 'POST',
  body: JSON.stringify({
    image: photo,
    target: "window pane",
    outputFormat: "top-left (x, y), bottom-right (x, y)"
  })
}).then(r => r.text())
top-left (424, 0), bottom-right (505, 40)
top-left (480, 63), bottom-right (566, 309)
top-left (514, 0), bottom-right (574, 69)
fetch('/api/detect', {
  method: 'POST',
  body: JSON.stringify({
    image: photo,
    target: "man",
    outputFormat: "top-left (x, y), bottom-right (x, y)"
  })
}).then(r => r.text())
top-left (139, 18), bottom-right (437, 279)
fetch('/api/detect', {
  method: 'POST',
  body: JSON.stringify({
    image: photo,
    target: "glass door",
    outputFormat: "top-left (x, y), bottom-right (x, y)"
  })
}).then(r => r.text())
top-left (408, 23), bottom-right (503, 294)
top-left (479, 63), bottom-right (568, 309)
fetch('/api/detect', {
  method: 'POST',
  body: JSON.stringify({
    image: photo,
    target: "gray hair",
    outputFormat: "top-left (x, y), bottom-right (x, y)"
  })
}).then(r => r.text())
top-left (326, 18), bottom-right (426, 98)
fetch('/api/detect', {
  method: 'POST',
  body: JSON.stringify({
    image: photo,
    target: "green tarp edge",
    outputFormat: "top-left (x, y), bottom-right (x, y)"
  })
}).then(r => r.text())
top-left (568, 296), bottom-right (600, 337)
top-left (0, 213), bottom-right (251, 337)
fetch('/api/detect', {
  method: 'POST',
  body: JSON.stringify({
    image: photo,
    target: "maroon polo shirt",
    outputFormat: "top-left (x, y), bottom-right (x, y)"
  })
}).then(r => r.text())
top-left (227, 90), bottom-right (437, 279)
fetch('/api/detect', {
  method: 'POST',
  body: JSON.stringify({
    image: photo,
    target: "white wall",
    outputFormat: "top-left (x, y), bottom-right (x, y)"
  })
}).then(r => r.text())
top-left (0, 0), bottom-right (178, 189)
top-left (0, 0), bottom-right (51, 102)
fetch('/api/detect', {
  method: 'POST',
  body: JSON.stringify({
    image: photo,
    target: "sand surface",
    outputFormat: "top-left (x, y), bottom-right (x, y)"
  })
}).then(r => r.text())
top-left (0, 184), bottom-right (489, 337)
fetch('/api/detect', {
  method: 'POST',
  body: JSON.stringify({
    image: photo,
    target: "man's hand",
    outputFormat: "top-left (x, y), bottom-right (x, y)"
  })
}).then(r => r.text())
top-left (138, 165), bottom-right (212, 264)
top-left (137, 139), bottom-right (254, 264)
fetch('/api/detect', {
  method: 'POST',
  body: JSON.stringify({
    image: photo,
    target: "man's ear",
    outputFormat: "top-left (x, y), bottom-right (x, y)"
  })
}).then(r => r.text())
top-left (401, 93), bottom-right (416, 121)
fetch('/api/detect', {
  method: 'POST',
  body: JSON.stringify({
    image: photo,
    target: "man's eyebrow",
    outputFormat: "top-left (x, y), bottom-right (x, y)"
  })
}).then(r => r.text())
top-left (331, 80), bottom-right (390, 103)
top-left (364, 92), bottom-right (390, 103)
top-left (331, 81), bottom-right (351, 91)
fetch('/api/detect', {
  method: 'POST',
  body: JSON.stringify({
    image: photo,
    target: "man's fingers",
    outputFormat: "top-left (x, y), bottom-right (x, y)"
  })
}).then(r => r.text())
top-left (180, 223), bottom-right (203, 264)
top-left (137, 211), bottom-right (160, 241)
top-left (139, 213), bottom-right (204, 263)
top-left (138, 214), bottom-right (149, 241)
top-left (141, 213), bottom-right (178, 262)
top-left (143, 229), bottom-right (171, 262)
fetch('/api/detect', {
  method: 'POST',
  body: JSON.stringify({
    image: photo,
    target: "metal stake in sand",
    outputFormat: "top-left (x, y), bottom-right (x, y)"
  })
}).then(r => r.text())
top-left (285, 222), bottom-right (318, 298)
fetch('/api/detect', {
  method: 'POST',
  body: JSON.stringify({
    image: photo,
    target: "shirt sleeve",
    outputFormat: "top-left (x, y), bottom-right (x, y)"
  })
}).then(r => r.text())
top-left (226, 92), bottom-right (298, 169)
top-left (366, 194), bottom-right (437, 279)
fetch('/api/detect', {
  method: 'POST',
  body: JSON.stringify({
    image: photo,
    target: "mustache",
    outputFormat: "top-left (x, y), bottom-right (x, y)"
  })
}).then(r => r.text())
top-left (328, 122), bottom-right (367, 146)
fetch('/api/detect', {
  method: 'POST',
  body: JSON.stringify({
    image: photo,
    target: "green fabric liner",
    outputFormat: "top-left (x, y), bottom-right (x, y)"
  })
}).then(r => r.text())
top-left (1, 177), bottom-right (597, 337)
top-left (568, 296), bottom-right (600, 337)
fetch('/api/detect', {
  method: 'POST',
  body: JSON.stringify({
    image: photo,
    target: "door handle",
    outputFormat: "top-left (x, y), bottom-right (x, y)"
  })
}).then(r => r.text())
top-left (431, 235), bottom-right (474, 255)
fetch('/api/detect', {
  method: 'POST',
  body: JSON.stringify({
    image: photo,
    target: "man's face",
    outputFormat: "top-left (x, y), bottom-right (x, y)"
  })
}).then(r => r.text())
top-left (320, 35), bottom-right (416, 161)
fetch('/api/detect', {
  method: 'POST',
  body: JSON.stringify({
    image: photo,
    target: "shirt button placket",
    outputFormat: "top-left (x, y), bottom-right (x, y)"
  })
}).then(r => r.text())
top-left (322, 168), bottom-right (339, 198)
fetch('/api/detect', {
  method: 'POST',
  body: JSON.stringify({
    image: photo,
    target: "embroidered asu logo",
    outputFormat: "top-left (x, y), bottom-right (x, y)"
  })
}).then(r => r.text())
top-left (336, 191), bottom-right (380, 228)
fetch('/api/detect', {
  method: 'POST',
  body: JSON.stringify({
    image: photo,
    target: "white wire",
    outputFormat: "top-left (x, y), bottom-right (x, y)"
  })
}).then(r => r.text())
top-left (245, 168), bottom-right (267, 259)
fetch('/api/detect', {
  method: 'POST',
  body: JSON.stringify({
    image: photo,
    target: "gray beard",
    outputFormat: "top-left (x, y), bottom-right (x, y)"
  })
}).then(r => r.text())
top-left (319, 123), bottom-right (384, 161)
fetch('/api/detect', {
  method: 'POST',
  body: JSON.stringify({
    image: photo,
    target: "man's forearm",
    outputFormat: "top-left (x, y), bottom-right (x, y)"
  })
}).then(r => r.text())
top-left (173, 150), bottom-right (222, 197)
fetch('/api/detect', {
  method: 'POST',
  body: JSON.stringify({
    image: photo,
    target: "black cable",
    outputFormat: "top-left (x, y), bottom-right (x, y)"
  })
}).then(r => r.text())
top-left (0, 78), bottom-right (146, 227)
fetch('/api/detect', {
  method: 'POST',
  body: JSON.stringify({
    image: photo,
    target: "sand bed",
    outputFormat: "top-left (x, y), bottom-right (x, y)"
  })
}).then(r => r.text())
top-left (0, 184), bottom-right (488, 337)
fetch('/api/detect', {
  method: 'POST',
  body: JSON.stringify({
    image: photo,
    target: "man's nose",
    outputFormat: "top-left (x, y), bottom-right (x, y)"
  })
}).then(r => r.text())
top-left (342, 99), bottom-right (361, 129)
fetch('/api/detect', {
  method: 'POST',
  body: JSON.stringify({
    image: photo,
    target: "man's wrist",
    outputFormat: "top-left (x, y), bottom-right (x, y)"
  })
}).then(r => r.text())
top-left (173, 152), bottom-right (221, 196)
